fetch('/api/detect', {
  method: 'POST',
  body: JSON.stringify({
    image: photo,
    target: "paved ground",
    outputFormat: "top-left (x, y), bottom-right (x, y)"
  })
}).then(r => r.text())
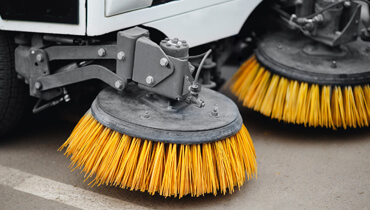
top-left (0, 65), bottom-right (369, 209)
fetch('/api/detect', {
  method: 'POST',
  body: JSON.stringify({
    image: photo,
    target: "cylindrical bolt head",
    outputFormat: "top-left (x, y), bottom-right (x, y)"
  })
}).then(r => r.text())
top-left (146, 76), bottom-right (154, 85)
top-left (35, 82), bottom-right (42, 90)
top-left (98, 48), bottom-right (106, 57)
top-left (331, 61), bottom-right (337, 68)
top-left (172, 38), bottom-right (179, 43)
top-left (64, 94), bottom-right (71, 102)
top-left (17, 74), bottom-right (23, 80)
top-left (344, 1), bottom-right (351, 7)
top-left (115, 80), bottom-right (124, 89)
top-left (160, 58), bottom-right (169, 67)
top-left (142, 111), bottom-right (150, 119)
top-left (36, 54), bottom-right (44, 62)
top-left (117, 51), bottom-right (125, 60)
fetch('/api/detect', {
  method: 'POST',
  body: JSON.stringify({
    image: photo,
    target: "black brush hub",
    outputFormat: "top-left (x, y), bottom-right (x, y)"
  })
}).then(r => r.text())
top-left (91, 84), bottom-right (242, 144)
top-left (255, 31), bottom-right (370, 86)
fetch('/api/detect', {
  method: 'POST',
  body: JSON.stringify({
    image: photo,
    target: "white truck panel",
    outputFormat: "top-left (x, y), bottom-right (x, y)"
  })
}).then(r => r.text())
top-left (0, 0), bottom-right (262, 46)
top-left (105, 0), bottom-right (153, 17)
top-left (0, 0), bottom-right (86, 36)
top-left (144, 0), bottom-right (261, 47)
top-left (87, 0), bottom-right (247, 35)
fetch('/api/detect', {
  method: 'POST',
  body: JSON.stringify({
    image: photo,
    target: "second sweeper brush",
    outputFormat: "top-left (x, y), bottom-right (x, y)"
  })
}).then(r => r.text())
top-left (229, 30), bottom-right (370, 129)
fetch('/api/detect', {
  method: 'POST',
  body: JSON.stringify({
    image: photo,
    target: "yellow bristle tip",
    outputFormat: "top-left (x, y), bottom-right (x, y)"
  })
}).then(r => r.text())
top-left (229, 56), bottom-right (370, 129)
top-left (59, 112), bottom-right (257, 198)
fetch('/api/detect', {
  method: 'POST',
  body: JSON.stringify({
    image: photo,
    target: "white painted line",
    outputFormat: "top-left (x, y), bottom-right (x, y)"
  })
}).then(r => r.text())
top-left (0, 165), bottom-right (149, 210)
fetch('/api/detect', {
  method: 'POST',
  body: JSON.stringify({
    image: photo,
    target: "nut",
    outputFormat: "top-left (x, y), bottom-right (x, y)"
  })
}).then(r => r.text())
top-left (115, 80), bottom-right (124, 89)
top-left (160, 58), bottom-right (169, 67)
top-left (117, 51), bottom-right (125, 60)
top-left (146, 76), bottom-right (154, 85)
top-left (35, 81), bottom-right (42, 90)
top-left (36, 54), bottom-right (44, 62)
top-left (98, 48), bottom-right (106, 57)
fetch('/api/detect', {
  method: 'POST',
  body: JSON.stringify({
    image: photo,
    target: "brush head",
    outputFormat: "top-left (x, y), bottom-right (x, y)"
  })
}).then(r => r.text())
top-left (256, 31), bottom-right (370, 86)
top-left (60, 84), bottom-right (256, 198)
top-left (91, 84), bottom-right (242, 144)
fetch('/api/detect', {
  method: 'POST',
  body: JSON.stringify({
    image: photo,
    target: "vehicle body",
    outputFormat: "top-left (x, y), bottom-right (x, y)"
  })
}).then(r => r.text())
top-left (1, 0), bottom-right (369, 135)
top-left (0, 0), bottom-right (264, 136)
top-left (0, 0), bottom-right (262, 47)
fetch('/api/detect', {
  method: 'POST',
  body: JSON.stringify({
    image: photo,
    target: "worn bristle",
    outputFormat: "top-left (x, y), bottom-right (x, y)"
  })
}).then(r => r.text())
top-left (229, 55), bottom-right (370, 129)
top-left (59, 112), bottom-right (257, 198)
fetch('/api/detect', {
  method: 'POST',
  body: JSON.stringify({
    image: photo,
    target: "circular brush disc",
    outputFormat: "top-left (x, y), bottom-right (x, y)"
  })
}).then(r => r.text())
top-left (229, 30), bottom-right (370, 129)
top-left (91, 85), bottom-right (243, 144)
top-left (256, 31), bottom-right (370, 86)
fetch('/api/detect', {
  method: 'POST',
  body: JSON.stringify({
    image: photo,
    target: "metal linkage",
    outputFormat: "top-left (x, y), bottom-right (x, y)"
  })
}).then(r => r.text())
top-left (275, 0), bottom-right (362, 46)
top-left (15, 27), bottom-right (206, 111)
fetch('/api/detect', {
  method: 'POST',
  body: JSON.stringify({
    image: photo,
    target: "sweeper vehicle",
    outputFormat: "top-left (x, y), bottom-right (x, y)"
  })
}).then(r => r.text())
top-left (0, 0), bottom-right (260, 198)
top-left (1, 0), bottom-right (369, 198)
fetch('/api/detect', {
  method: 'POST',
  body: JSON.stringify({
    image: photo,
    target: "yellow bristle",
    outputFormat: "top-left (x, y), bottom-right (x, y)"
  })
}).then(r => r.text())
top-left (229, 55), bottom-right (370, 129)
top-left (282, 80), bottom-right (299, 123)
top-left (260, 74), bottom-right (280, 116)
top-left (59, 113), bottom-right (257, 198)
top-left (271, 77), bottom-right (288, 121)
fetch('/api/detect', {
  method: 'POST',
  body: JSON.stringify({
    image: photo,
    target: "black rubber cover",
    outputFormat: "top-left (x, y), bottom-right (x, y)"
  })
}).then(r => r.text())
top-left (91, 85), bottom-right (243, 144)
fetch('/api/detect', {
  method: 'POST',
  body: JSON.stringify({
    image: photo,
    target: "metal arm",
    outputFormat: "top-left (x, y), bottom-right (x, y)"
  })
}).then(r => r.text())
top-left (15, 27), bottom-right (203, 105)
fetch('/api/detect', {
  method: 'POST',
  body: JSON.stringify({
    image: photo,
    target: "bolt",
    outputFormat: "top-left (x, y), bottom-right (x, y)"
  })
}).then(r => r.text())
top-left (17, 74), bottom-right (23, 80)
top-left (366, 46), bottom-right (370, 52)
top-left (277, 43), bottom-right (283, 50)
top-left (211, 105), bottom-right (219, 117)
top-left (295, 0), bottom-right (303, 5)
top-left (64, 94), bottom-right (71, 102)
top-left (36, 54), bottom-right (44, 62)
top-left (115, 80), bottom-right (124, 89)
top-left (142, 111), bottom-right (150, 119)
top-left (31, 50), bottom-right (36, 54)
top-left (172, 38), bottom-right (179, 44)
top-left (176, 44), bottom-right (181, 48)
top-left (160, 58), bottom-right (169, 67)
top-left (181, 40), bottom-right (187, 44)
top-left (165, 38), bottom-right (170, 41)
top-left (331, 61), bottom-right (337, 68)
top-left (98, 48), bottom-right (106, 57)
top-left (146, 76), bottom-right (154, 85)
top-left (166, 43), bottom-right (171, 47)
top-left (344, 1), bottom-right (351, 7)
top-left (35, 81), bottom-right (42, 90)
top-left (182, 42), bottom-right (188, 47)
top-left (117, 51), bottom-right (125, 60)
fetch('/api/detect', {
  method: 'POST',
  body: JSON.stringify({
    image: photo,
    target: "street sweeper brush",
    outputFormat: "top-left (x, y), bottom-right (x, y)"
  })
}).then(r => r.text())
top-left (59, 85), bottom-right (257, 198)
top-left (56, 27), bottom-right (256, 198)
top-left (229, 31), bottom-right (370, 129)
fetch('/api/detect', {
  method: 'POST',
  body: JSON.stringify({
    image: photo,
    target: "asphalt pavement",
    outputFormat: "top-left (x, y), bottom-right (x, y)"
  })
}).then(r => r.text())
top-left (0, 65), bottom-right (369, 209)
